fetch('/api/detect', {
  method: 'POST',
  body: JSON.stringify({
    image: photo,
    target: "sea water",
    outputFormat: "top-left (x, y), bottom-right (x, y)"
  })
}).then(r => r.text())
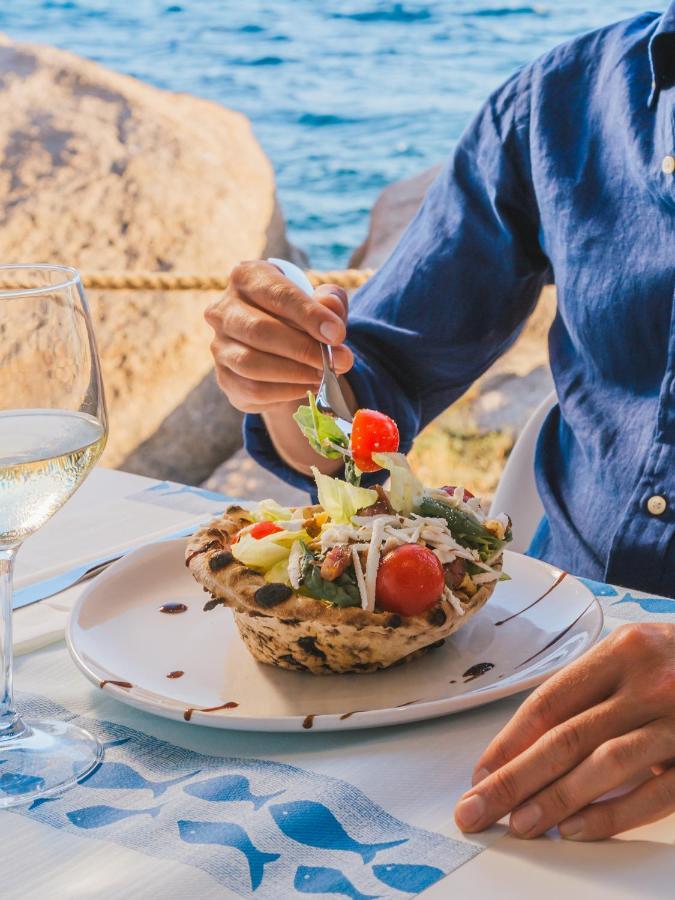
top-left (0, 1), bottom-right (651, 266)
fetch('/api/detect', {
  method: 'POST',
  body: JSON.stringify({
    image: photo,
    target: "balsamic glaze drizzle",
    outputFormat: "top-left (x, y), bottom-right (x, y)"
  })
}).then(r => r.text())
top-left (495, 571), bottom-right (567, 626)
top-left (515, 600), bottom-right (595, 669)
top-left (462, 662), bottom-right (495, 682)
top-left (159, 602), bottom-right (188, 615)
top-left (183, 701), bottom-right (239, 722)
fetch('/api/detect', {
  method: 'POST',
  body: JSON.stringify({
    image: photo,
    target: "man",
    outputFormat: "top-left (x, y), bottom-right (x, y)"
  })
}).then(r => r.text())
top-left (206, 8), bottom-right (675, 838)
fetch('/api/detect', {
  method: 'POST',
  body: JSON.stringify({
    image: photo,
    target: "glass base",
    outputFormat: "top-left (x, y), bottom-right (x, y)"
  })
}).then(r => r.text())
top-left (0, 718), bottom-right (102, 808)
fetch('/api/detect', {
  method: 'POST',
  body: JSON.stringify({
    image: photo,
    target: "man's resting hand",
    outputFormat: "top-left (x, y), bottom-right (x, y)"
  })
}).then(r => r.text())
top-left (455, 622), bottom-right (675, 840)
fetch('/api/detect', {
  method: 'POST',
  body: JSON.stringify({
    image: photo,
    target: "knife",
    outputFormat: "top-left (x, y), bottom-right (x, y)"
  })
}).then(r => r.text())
top-left (13, 525), bottom-right (198, 610)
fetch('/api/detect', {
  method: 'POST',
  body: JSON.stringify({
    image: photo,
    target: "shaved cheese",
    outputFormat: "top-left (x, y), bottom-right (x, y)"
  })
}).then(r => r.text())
top-left (351, 545), bottom-right (369, 609)
top-left (409, 522), bottom-right (423, 543)
top-left (351, 514), bottom-right (400, 527)
top-left (317, 506), bottom-right (505, 594)
top-left (472, 571), bottom-right (500, 585)
top-left (466, 497), bottom-right (486, 519)
top-left (432, 547), bottom-right (458, 565)
top-left (443, 585), bottom-right (465, 616)
top-left (364, 517), bottom-right (386, 612)
top-left (287, 541), bottom-right (303, 590)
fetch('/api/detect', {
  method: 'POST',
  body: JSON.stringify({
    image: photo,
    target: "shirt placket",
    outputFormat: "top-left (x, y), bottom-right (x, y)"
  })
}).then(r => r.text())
top-left (605, 90), bottom-right (675, 595)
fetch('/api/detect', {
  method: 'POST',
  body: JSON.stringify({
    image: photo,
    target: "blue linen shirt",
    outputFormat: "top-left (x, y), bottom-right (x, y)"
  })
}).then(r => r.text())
top-left (245, 8), bottom-right (675, 597)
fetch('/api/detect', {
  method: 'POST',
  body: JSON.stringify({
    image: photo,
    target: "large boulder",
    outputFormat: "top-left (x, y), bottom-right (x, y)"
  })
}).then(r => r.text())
top-left (350, 165), bottom-right (442, 269)
top-left (0, 33), bottom-right (302, 481)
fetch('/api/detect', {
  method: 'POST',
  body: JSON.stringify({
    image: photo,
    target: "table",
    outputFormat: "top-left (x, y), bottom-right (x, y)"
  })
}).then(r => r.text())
top-left (3, 469), bottom-right (674, 899)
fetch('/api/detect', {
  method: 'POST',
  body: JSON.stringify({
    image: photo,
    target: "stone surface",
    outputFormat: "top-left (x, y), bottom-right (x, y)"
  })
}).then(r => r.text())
top-left (0, 33), bottom-right (300, 481)
top-left (349, 164), bottom-right (442, 269)
top-left (204, 447), bottom-right (311, 508)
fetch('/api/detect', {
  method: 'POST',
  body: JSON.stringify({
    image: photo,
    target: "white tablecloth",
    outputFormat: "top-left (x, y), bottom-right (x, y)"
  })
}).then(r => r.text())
top-left (3, 469), bottom-right (674, 899)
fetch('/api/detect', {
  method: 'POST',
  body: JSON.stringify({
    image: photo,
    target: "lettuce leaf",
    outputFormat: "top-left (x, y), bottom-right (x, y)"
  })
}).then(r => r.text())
top-left (370, 451), bottom-right (423, 516)
top-left (231, 528), bottom-right (310, 572)
top-left (311, 467), bottom-right (378, 524)
top-left (251, 498), bottom-right (293, 522)
top-left (263, 558), bottom-right (292, 585)
top-left (293, 391), bottom-right (349, 459)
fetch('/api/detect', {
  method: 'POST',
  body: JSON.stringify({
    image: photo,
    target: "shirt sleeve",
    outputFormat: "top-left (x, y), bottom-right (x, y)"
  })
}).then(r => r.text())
top-left (244, 67), bottom-right (550, 496)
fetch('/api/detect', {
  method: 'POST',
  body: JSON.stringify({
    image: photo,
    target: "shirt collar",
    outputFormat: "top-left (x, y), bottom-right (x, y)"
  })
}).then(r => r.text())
top-left (648, 2), bottom-right (675, 106)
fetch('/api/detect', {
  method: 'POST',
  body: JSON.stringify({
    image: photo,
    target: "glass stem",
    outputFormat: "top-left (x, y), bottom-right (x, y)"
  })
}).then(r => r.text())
top-left (0, 547), bottom-right (21, 739)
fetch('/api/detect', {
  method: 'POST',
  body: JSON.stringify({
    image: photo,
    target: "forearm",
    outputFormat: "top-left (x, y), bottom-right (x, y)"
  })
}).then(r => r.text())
top-left (261, 377), bottom-right (357, 477)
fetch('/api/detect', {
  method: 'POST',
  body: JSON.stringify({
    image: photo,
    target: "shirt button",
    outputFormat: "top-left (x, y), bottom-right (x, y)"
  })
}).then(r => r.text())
top-left (647, 495), bottom-right (667, 516)
top-left (662, 155), bottom-right (675, 175)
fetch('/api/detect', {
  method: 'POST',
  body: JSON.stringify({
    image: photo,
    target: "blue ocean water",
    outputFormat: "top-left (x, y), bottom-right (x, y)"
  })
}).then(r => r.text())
top-left (0, 1), bottom-right (652, 265)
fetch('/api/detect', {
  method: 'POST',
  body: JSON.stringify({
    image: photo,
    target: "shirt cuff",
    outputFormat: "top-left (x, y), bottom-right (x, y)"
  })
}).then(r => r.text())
top-left (243, 345), bottom-right (420, 498)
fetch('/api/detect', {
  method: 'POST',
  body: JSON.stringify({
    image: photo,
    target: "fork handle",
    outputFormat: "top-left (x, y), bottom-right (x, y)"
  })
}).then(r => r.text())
top-left (268, 257), bottom-right (336, 378)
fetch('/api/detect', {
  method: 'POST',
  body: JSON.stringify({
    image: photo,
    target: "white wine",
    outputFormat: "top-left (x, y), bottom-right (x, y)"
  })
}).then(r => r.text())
top-left (0, 409), bottom-right (106, 546)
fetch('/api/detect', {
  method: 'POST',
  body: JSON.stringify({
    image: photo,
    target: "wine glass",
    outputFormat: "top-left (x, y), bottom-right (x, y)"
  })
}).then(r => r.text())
top-left (0, 264), bottom-right (108, 807)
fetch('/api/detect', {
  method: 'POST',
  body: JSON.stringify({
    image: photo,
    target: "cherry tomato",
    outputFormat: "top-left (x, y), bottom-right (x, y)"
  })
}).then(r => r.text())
top-left (441, 485), bottom-right (475, 502)
top-left (249, 521), bottom-right (283, 540)
top-left (375, 544), bottom-right (445, 616)
top-left (350, 408), bottom-right (399, 473)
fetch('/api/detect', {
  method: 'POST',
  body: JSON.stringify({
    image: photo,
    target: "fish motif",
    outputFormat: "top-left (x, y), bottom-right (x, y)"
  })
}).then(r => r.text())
top-left (177, 819), bottom-right (280, 890)
top-left (184, 773), bottom-right (284, 809)
top-left (0, 772), bottom-right (45, 796)
top-left (373, 863), bottom-right (445, 893)
top-left (66, 804), bottom-right (162, 829)
top-left (579, 578), bottom-right (618, 597)
top-left (294, 865), bottom-right (379, 899)
top-left (612, 594), bottom-right (675, 615)
top-left (269, 801), bottom-right (407, 863)
top-left (29, 796), bottom-right (60, 810)
top-left (79, 761), bottom-right (200, 797)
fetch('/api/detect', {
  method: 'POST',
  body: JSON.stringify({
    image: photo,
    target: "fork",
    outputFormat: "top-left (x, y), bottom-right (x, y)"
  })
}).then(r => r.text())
top-left (267, 258), bottom-right (354, 438)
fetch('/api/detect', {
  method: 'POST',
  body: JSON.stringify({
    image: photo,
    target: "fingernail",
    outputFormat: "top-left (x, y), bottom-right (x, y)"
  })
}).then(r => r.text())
top-left (472, 767), bottom-right (490, 786)
top-left (455, 793), bottom-right (485, 830)
top-left (319, 320), bottom-right (342, 343)
top-left (315, 284), bottom-right (348, 303)
top-left (559, 815), bottom-right (584, 840)
top-left (510, 803), bottom-right (542, 836)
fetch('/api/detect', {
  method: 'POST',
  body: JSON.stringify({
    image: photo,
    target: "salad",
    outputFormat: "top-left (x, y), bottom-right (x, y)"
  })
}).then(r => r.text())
top-left (186, 395), bottom-right (511, 674)
top-left (228, 394), bottom-right (511, 619)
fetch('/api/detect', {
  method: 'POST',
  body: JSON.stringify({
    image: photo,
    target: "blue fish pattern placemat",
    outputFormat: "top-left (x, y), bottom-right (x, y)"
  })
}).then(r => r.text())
top-left (10, 694), bottom-right (478, 899)
top-left (579, 579), bottom-right (675, 623)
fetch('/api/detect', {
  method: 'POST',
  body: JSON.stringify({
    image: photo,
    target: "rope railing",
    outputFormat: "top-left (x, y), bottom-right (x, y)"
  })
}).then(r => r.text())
top-left (0, 268), bottom-right (375, 292)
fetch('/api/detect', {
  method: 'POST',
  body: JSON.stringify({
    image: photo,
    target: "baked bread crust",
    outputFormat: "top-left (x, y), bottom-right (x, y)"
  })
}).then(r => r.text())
top-left (186, 506), bottom-right (501, 674)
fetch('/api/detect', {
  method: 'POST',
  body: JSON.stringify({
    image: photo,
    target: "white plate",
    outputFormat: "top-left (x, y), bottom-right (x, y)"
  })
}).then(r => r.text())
top-left (67, 541), bottom-right (602, 732)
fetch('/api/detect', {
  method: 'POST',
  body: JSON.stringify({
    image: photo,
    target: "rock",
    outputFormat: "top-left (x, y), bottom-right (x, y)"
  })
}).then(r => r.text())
top-left (0, 33), bottom-right (302, 482)
top-left (120, 370), bottom-right (243, 485)
top-left (204, 448), bottom-right (311, 508)
top-left (349, 165), bottom-right (442, 269)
